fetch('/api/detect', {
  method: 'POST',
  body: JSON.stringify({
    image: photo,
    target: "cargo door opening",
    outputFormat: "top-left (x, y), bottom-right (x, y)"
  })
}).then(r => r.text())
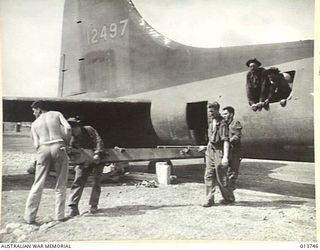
top-left (186, 101), bottom-right (208, 145)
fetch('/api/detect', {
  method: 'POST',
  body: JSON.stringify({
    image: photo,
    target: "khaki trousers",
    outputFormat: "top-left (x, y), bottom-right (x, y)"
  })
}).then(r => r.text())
top-left (68, 148), bottom-right (103, 208)
top-left (228, 147), bottom-right (241, 185)
top-left (204, 146), bottom-right (234, 201)
top-left (24, 143), bottom-right (68, 222)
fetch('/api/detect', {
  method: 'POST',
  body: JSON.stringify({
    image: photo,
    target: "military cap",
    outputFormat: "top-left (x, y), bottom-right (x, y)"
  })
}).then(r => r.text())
top-left (246, 58), bottom-right (262, 67)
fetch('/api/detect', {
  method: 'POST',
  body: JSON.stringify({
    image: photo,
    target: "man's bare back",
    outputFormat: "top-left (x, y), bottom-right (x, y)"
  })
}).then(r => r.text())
top-left (25, 101), bottom-right (71, 223)
top-left (31, 111), bottom-right (71, 149)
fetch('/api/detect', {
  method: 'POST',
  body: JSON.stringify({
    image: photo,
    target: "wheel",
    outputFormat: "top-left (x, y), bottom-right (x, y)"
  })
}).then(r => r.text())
top-left (147, 161), bottom-right (156, 173)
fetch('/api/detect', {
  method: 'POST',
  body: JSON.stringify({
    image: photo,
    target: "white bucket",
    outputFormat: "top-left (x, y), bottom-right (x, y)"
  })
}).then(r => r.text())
top-left (156, 162), bottom-right (171, 186)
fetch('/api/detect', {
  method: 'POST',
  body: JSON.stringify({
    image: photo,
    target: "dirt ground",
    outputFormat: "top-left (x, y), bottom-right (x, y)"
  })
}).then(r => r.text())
top-left (0, 133), bottom-right (317, 242)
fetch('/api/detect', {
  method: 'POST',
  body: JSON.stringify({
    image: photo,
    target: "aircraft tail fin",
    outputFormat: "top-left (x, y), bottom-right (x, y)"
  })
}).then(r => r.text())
top-left (59, 0), bottom-right (314, 98)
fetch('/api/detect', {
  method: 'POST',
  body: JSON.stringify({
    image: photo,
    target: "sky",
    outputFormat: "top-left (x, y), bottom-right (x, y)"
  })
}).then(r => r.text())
top-left (1, 0), bottom-right (315, 97)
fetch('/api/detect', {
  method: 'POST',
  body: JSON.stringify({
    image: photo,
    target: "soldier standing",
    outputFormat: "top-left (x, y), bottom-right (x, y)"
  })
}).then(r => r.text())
top-left (202, 101), bottom-right (235, 207)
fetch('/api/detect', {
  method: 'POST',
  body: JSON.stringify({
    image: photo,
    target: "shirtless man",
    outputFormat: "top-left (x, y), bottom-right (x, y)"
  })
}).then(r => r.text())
top-left (24, 101), bottom-right (71, 224)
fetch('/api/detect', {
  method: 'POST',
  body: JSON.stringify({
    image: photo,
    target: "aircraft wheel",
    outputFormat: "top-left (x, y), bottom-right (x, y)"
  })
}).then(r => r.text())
top-left (115, 162), bottom-right (130, 173)
top-left (147, 161), bottom-right (156, 173)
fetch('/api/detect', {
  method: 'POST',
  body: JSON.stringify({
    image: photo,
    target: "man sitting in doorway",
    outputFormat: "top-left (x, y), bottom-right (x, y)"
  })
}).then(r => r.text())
top-left (263, 67), bottom-right (292, 108)
top-left (245, 58), bottom-right (267, 111)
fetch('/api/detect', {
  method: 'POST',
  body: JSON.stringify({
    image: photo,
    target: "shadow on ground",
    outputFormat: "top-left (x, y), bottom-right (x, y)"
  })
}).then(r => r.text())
top-left (83, 204), bottom-right (193, 217)
top-left (238, 161), bottom-right (315, 199)
top-left (132, 161), bottom-right (315, 199)
top-left (1, 174), bottom-right (131, 191)
top-left (78, 199), bottom-right (308, 218)
top-left (2, 160), bottom-right (315, 199)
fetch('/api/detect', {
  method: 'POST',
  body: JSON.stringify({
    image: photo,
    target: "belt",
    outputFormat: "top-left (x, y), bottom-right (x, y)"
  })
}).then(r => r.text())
top-left (40, 139), bottom-right (64, 146)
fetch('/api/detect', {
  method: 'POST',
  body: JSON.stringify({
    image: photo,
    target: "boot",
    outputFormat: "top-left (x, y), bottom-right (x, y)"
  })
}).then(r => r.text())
top-left (68, 205), bottom-right (80, 217)
top-left (202, 186), bottom-right (214, 207)
top-left (88, 205), bottom-right (98, 214)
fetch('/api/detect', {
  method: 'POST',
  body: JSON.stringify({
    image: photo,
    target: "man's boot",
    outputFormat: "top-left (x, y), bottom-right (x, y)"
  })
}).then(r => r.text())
top-left (88, 205), bottom-right (98, 214)
top-left (202, 186), bottom-right (214, 207)
top-left (68, 205), bottom-right (80, 217)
